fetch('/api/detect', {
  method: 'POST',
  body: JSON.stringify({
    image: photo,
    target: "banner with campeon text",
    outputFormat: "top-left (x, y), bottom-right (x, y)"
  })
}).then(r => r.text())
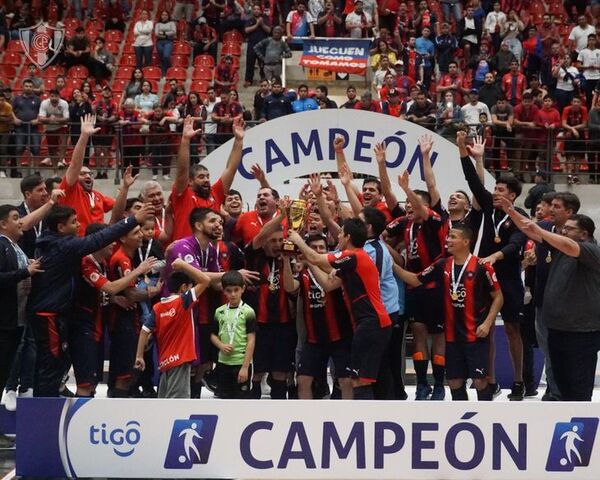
top-left (299, 38), bottom-right (371, 76)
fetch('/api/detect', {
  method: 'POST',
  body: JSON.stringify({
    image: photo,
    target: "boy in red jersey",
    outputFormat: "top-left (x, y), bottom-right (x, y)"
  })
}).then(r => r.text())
top-left (135, 258), bottom-right (211, 399)
top-left (396, 224), bottom-right (504, 401)
top-left (288, 219), bottom-right (392, 400)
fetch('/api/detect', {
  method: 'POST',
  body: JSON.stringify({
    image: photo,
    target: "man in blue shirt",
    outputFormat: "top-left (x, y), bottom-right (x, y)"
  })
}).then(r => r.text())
top-left (415, 27), bottom-right (435, 90)
top-left (292, 84), bottom-right (319, 113)
top-left (360, 207), bottom-right (408, 400)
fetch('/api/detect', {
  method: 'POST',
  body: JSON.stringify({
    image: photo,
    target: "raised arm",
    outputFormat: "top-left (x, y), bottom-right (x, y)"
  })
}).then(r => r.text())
top-left (250, 163), bottom-right (270, 189)
top-left (495, 195), bottom-right (542, 242)
top-left (252, 209), bottom-right (286, 250)
top-left (334, 136), bottom-right (360, 197)
top-left (171, 257), bottom-right (212, 298)
top-left (175, 116), bottom-right (203, 195)
top-left (374, 142), bottom-right (399, 209)
top-left (308, 173), bottom-right (341, 237)
top-left (457, 130), bottom-right (492, 211)
top-left (20, 189), bottom-right (64, 231)
top-left (464, 134), bottom-right (487, 211)
top-left (102, 257), bottom-right (157, 296)
top-left (282, 255), bottom-right (299, 293)
top-left (221, 117), bottom-right (245, 192)
top-left (398, 170), bottom-right (429, 221)
top-left (418, 134), bottom-right (440, 208)
top-left (65, 114), bottom-right (100, 187)
top-left (287, 230), bottom-right (332, 273)
top-left (339, 163), bottom-right (363, 217)
top-left (307, 263), bottom-right (342, 292)
top-left (109, 166), bottom-right (138, 224)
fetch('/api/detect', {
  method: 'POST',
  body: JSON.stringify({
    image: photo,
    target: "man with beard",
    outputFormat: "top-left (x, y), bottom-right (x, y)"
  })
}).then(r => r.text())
top-left (171, 116), bottom-right (245, 241)
top-left (58, 114), bottom-right (115, 236)
top-left (233, 187), bottom-right (283, 247)
top-left (139, 180), bottom-right (167, 241)
top-left (220, 189), bottom-right (243, 241)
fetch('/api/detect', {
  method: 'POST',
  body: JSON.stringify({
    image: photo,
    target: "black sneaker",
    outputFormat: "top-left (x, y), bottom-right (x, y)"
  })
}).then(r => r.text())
top-left (507, 382), bottom-right (525, 401)
top-left (489, 382), bottom-right (502, 398)
top-left (524, 384), bottom-right (538, 397)
top-left (541, 389), bottom-right (561, 401)
top-left (59, 385), bottom-right (76, 398)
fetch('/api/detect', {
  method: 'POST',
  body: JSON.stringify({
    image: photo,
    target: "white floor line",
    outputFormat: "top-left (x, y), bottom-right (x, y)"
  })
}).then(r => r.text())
top-left (0, 468), bottom-right (15, 480)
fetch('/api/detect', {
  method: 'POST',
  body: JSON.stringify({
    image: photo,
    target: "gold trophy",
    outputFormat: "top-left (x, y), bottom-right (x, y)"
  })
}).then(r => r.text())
top-left (282, 198), bottom-right (308, 254)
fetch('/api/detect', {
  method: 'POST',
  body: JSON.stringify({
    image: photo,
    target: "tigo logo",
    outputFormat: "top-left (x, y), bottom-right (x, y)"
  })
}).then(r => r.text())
top-left (164, 415), bottom-right (218, 469)
top-left (546, 417), bottom-right (598, 472)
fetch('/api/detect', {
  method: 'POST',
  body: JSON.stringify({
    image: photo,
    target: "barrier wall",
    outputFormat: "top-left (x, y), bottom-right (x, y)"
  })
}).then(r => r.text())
top-left (17, 398), bottom-right (600, 479)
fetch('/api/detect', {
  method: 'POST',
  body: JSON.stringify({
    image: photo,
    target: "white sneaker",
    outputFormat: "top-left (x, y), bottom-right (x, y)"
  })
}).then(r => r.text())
top-left (152, 175), bottom-right (158, 180)
top-left (19, 388), bottom-right (33, 398)
top-left (40, 157), bottom-right (52, 166)
top-left (4, 390), bottom-right (17, 412)
top-left (163, 174), bottom-right (171, 181)
top-left (0, 389), bottom-right (6, 405)
top-left (57, 160), bottom-right (67, 168)
top-left (0, 170), bottom-right (6, 178)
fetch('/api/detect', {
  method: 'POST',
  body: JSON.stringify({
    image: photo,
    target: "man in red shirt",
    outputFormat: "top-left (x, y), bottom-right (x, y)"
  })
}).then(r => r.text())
top-left (437, 61), bottom-right (468, 105)
top-left (354, 91), bottom-right (382, 112)
top-left (382, 88), bottom-right (403, 117)
top-left (502, 60), bottom-right (526, 107)
top-left (513, 92), bottom-right (541, 174)
top-left (535, 95), bottom-right (561, 134)
top-left (561, 96), bottom-right (589, 181)
top-left (170, 116), bottom-right (245, 241)
top-left (59, 114), bottom-right (117, 236)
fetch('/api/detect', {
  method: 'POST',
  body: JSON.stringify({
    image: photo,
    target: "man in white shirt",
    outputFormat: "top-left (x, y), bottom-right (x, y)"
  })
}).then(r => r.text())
top-left (345, 0), bottom-right (372, 38)
top-left (577, 33), bottom-right (600, 107)
top-left (568, 15), bottom-right (596, 54)
top-left (204, 86), bottom-right (219, 154)
top-left (372, 55), bottom-right (395, 90)
top-left (461, 89), bottom-right (492, 133)
top-left (38, 89), bottom-right (69, 170)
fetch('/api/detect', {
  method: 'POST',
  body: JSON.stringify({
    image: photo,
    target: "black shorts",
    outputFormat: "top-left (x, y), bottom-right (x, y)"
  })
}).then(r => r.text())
top-left (254, 322), bottom-right (297, 374)
top-left (197, 323), bottom-right (217, 365)
top-left (350, 323), bottom-right (392, 382)
top-left (70, 315), bottom-right (103, 388)
top-left (445, 340), bottom-right (489, 380)
top-left (108, 316), bottom-right (137, 381)
top-left (215, 362), bottom-right (251, 399)
top-left (498, 278), bottom-right (523, 324)
top-left (406, 287), bottom-right (445, 334)
top-left (297, 338), bottom-right (352, 379)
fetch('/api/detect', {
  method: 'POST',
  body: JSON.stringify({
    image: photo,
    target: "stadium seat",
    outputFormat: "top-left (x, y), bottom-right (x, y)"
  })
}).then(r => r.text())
top-left (120, 54), bottom-right (137, 66)
top-left (176, 19), bottom-right (188, 40)
top-left (112, 78), bottom-right (128, 93)
top-left (223, 30), bottom-right (243, 44)
top-left (194, 55), bottom-right (215, 68)
top-left (0, 64), bottom-right (17, 79)
top-left (171, 55), bottom-right (189, 68)
top-left (6, 40), bottom-right (25, 53)
top-left (43, 65), bottom-right (66, 78)
top-left (122, 43), bottom-right (136, 54)
top-left (105, 30), bottom-right (123, 43)
top-left (143, 66), bottom-right (161, 80)
top-left (173, 42), bottom-right (192, 55)
top-left (2, 51), bottom-right (23, 66)
top-left (68, 65), bottom-right (89, 79)
top-left (166, 67), bottom-right (187, 82)
top-left (116, 66), bottom-right (134, 79)
top-left (221, 42), bottom-right (242, 57)
top-left (190, 81), bottom-right (210, 93)
top-left (66, 78), bottom-right (81, 90)
top-left (63, 18), bottom-right (81, 30)
top-left (192, 66), bottom-right (213, 81)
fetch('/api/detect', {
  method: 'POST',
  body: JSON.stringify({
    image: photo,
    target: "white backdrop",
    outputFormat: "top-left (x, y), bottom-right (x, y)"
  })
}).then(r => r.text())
top-left (203, 110), bottom-right (495, 205)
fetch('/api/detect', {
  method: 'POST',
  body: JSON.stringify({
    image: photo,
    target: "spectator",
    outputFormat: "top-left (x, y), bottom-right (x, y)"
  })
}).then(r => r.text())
top-left (439, 0), bottom-right (461, 25)
top-left (8, 4), bottom-right (33, 40)
top-left (253, 26), bottom-right (292, 82)
top-left (406, 91), bottom-right (436, 130)
top-left (553, 54), bottom-right (581, 112)
top-left (371, 41), bottom-right (397, 70)
top-left (315, 85), bottom-right (337, 108)
top-left (182, 92), bottom-right (207, 164)
top-left (393, 2), bottom-right (414, 46)
top-left (92, 37), bottom-right (116, 75)
top-left (80, 80), bottom-right (95, 102)
top-left (577, 34), bottom-right (600, 108)
top-left (340, 85), bottom-right (359, 109)
top-left (155, 11), bottom-right (177, 78)
top-left (73, 0), bottom-right (94, 20)
top-left (286, 1), bottom-right (316, 45)
top-left (400, 36), bottom-right (423, 84)
top-left (373, 56), bottom-right (395, 91)
top-left (134, 80), bottom-right (159, 114)
top-left (415, 27), bottom-right (435, 90)
top-left (589, 91), bottom-right (600, 180)
top-left (133, 9), bottom-right (154, 68)
top-left (392, 61), bottom-right (417, 100)
top-left (414, 0), bottom-right (437, 37)
top-left (12, 80), bottom-right (41, 169)
top-left (55, 76), bottom-right (74, 103)
top-left (377, 72), bottom-right (397, 101)
top-left (64, 27), bottom-right (111, 82)
top-left (513, 93), bottom-right (541, 174)
top-left (38, 89), bottom-right (69, 170)
top-left (190, 17), bottom-right (218, 61)
top-left (22, 64), bottom-right (44, 96)
top-left (437, 91), bottom-right (463, 135)
top-left (401, 85), bottom-right (421, 115)
top-left (161, 79), bottom-right (180, 106)
top-left (477, 73), bottom-right (504, 109)
top-left (69, 89), bottom-right (92, 162)
top-left (523, 75), bottom-right (548, 107)
top-left (212, 90), bottom-right (243, 146)
top-left (542, 42), bottom-right (562, 94)
top-left (502, 10), bottom-right (525, 62)
top-left (119, 98), bottom-right (146, 175)
top-left (121, 68), bottom-right (145, 107)
top-left (458, 6), bottom-right (482, 63)
top-left (0, 94), bottom-right (16, 178)
top-left (253, 80), bottom-right (270, 120)
top-left (522, 27), bottom-right (543, 78)
top-left (435, 22), bottom-right (458, 74)
top-left (214, 55), bottom-right (239, 95)
top-left (173, 0), bottom-right (196, 21)
top-left (244, 5), bottom-right (272, 87)
top-left (490, 96), bottom-right (514, 169)
top-left (204, 86), bottom-right (220, 154)
top-left (345, 0), bottom-right (372, 39)
top-left (316, 1), bottom-right (343, 37)
top-left (561, 97), bottom-right (588, 180)
top-left (484, 1), bottom-right (506, 53)
top-left (493, 41), bottom-right (518, 78)
top-left (468, 42), bottom-right (493, 89)
top-left (437, 61), bottom-right (467, 105)
top-left (260, 77), bottom-right (293, 121)
top-left (292, 84), bottom-right (319, 112)
top-left (200, 0), bottom-right (226, 32)
top-left (381, 88), bottom-right (403, 117)
top-left (354, 91), bottom-right (382, 112)
top-left (105, 0), bottom-right (126, 32)
top-left (568, 15), bottom-right (596, 56)
top-left (502, 59), bottom-right (527, 106)
top-left (538, 14), bottom-right (559, 58)
top-left (146, 104), bottom-right (176, 180)
top-left (371, 27), bottom-right (400, 54)
top-left (534, 95), bottom-right (561, 141)
top-left (91, 86), bottom-right (119, 179)
top-left (462, 89), bottom-right (492, 130)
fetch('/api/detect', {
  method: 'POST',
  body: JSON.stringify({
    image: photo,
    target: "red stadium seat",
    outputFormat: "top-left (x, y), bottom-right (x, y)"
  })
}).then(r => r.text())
top-left (166, 67), bottom-right (187, 81)
top-left (1, 65), bottom-right (17, 78)
top-left (176, 19), bottom-right (188, 40)
top-left (67, 78), bottom-right (81, 90)
top-left (221, 42), bottom-right (241, 57)
top-left (173, 41), bottom-right (192, 55)
top-left (116, 66), bottom-right (134, 79)
top-left (112, 78), bottom-right (128, 93)
top-left (2, 52), bottom-right (23, 66)
top-left (68, 65), bottom-right (89, 79)
top-left (194, 55), bottom-right (215, 68)
top-left (190, 80), bottom-right (210, 93)
top-left (171, 55), bottom-right (189, 67)
top-left (222, 30), bottom-right (243, 44)
top-left (143, 66), bottom-right (161, 80)
top-left (63, 18), bottom-right (81, 30)
top-left (192, 66), bottom-right (213, 81)
top-left (122, 43), bottom-right (136, 54)
top-left (6, 40), bottom-right (24, 53)
top-left (105, 30), bottom-right (123, 42)
top-left (42, 65), bottom-right (66, 78)
top-left (120, 54), bottom-right (137, 66)
top-left (105, 41), bottom-right (120, 55)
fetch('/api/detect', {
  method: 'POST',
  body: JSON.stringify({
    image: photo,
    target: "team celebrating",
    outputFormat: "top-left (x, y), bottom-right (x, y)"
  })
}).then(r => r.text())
top-left (1, 111), bottom-right (599, 409)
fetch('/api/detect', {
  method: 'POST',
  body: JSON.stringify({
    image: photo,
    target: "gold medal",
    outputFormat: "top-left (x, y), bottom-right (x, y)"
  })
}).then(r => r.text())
top-left (494, 235), bottom-right (501, 244)
top-left (545, 253), bottom-right (552, 264)
top-left (451, 291), bottom-right (459, 301)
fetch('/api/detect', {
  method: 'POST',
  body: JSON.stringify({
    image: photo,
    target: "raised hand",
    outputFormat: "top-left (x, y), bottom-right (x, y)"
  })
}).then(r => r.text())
top-left (398, 170), bottom-right (410, 191)
top-left (122, 165), bottom-right (138, 188)
top-left (456, 130), bottom-right (467, 146)
top-left (182, 115), bottom-right (202, 140)
top-left (467, 134), bottom-right (485, 158)
top-left (134, 203), bottom-right (154, 224)
top-left (308, 172), bottom-right (323, 197)
top-left (374, 142), bottom-right (386, 164)
top-left (324, 180), bottom-right (339, 203)
top-left (50, 189), bottom-right (65, 203)
top-left (298, 182), bottom-right (311, 201)
top-left (333, 135), bottom-right (345, 152)
top-left (418, 134), bottom-right (434, 156)
top-left (233, 116), bottom-right (245, 140)
top-left (239, 268), bottom-right (261, 285)
top-left (81, 114), bottom-right (101, 137)
top-left (136, 256), bottom-right (157, 275)
top-left (495, 195), bottom-right (513, 213)
top-left (339, 163), bottom-right (352, 186)
top-left (250, 164), bottom-right (266, 184)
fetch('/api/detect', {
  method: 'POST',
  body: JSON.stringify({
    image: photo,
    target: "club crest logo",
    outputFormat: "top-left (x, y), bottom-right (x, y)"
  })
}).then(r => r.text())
top-left (19, 21), bottom-right (65, 69)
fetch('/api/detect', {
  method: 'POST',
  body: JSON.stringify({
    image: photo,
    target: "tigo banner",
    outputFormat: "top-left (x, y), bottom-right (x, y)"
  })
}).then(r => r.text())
top-left (300, 38), bottom-right (371, 75)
